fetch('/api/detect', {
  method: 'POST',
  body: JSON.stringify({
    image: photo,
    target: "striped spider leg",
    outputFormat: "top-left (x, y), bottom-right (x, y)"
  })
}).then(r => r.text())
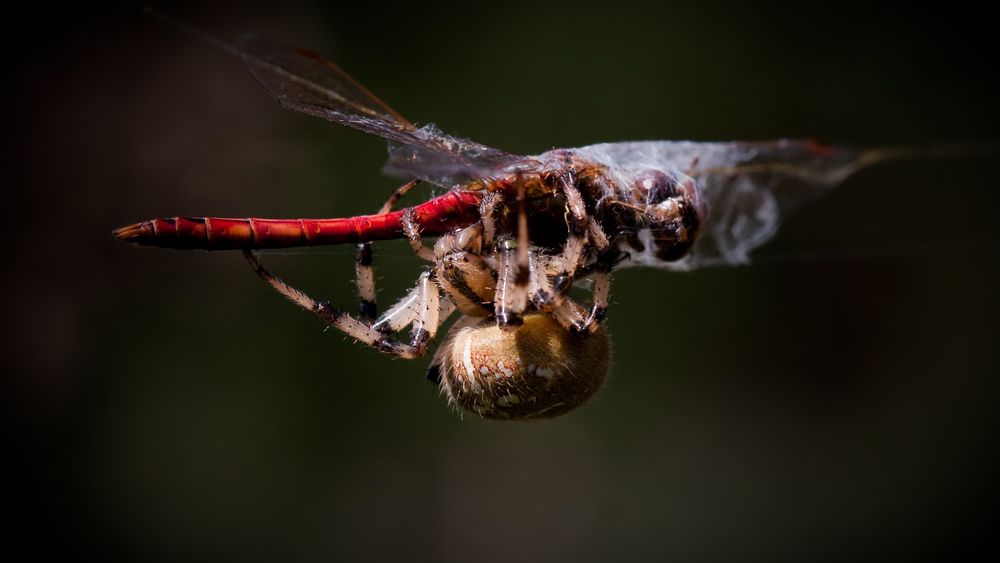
top-left (244, 179), bottom-right (451, 359)
top-left (492, 165), bottom-right (618, 336)
top-left (242, 190), bottom-right (496, 361)
top-left (487, 168), bottom-right (616, 335)
top-left (244, 250), bottom-right (447, 359)
top-left (355, 179), bottom-right (421, 321)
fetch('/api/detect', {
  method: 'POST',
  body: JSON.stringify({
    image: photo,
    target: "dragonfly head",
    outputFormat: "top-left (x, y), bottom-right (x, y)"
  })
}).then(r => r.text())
top-left (615, 169), bottom-right (708, 267)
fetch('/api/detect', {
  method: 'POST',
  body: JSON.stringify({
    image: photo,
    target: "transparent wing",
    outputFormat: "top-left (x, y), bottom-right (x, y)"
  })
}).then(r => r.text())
top-left (683, 140), bottom-right (877, 267)
top-left (383, 124), bottom-right (537, 187)
top-left (239, 35), bottom-right (530, 187)
top-left (661, 140), bottom-right (896, 269)
top-left (576, 139), bottom-right (899, 269)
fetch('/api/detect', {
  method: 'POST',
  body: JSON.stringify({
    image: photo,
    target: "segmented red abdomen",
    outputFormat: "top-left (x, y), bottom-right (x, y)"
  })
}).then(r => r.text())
top-left (113, 190), bottom-right (483, 250)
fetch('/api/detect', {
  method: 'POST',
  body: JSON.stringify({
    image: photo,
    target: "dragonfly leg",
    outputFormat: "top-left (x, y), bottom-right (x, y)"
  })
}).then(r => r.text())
top-left (356, 179), bottom-right (421, 320)
top-left (244, 250), bottom-right (445, 359)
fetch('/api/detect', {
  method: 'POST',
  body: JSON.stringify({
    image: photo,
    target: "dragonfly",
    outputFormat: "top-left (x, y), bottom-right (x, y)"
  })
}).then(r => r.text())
top-left (114, 35), bottom-right (962, 420)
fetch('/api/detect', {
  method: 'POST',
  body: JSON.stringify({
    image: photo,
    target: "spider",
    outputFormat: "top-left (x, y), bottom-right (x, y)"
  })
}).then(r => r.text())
top-left (239, 150), bottom-right (700, 419)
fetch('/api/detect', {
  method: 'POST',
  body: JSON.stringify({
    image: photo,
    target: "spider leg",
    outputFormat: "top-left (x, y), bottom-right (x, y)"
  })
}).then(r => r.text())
top-left (495, 240), bottom-right (529, 329)
top-left (579, 219), bottom-right (613, 332)
top-left (527, 251), bottom-right (557, 311)
top-left (244, 250), bottom-right (445, 359)
top-left (478, 191), bottom-right (502, 248)
top-left (546, 170), bottom-right (590, 300)
top-left (549, 296), bottom-right (592, 333)
top-left (544, 219), bottom-right (615, 335)
top-left (401, 208), bottom-right (437, 262)
top-left (495, 180), bottom-right (531, 329)
top-left (429, 227), bottom-right (497, 327)
top-left (582, 268), bottom-right (611, 330)
top-left (355, 244), bottom-right (378, 320)
top-left (373, 270), bottom-right (443, 349)
top-left (356, 179), bottom-right (420, 320)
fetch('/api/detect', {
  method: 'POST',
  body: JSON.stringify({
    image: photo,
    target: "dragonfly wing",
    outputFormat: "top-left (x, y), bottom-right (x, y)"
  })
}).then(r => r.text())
top-left (383, 125), bottom-right (537, 187)
top-left (239, 35), bottom-right (529, 187)
top-left (678, 140), bottom-right (883, 268)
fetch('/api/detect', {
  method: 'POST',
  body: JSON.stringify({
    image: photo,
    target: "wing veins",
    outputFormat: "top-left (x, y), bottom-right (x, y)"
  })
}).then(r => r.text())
top-left (238, 36), bottom-right (529, 186)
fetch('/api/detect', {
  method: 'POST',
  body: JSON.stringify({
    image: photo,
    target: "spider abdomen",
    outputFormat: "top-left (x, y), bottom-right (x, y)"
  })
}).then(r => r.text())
top-left (439, 314), bottom-right (610, 419)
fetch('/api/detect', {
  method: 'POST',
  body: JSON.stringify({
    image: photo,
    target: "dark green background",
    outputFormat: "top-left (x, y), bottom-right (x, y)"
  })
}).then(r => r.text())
top-left (8, 1), bottom-right (999, 560)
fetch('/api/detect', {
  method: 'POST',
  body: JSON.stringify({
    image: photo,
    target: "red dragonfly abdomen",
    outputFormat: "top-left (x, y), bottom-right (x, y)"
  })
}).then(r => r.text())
top-left (114, 190), bottom-right (483, 250)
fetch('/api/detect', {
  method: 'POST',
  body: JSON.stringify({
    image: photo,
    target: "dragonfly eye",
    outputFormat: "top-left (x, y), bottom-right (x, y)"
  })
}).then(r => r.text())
top-left (633, 175), bottom-right (707, 264)
top-left (633, 169), bottom-right (678, 205)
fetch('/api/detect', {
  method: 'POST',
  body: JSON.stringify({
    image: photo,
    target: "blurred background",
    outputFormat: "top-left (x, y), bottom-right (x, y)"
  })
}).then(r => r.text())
top-left (7, 1), bottom-right (999, 560)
